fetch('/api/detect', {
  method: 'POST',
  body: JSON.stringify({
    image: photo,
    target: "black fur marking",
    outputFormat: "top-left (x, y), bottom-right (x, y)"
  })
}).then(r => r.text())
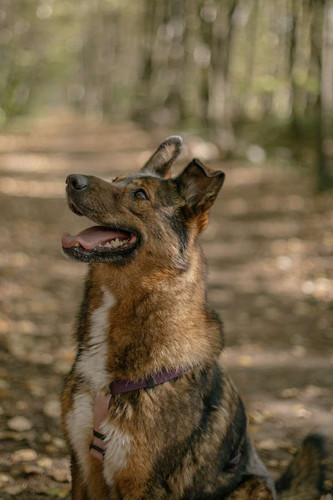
top-left (180, 393), bottom-right (248, 499)
top-left (76, 270), bottom-right (92, 345)
top-left (218, 397), bottom-right (248, 473)
top-left (148, 365), bottom-right (227, 495)
top-left (169, 211), bottom-right (188, 256)
top-left (193, 397), bottom-right (248, 499)
top-left (201, 365), bottom-right (224, 420)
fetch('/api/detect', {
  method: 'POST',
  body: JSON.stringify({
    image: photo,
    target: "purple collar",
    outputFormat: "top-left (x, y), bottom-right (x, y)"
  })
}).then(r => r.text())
top-left (109, 366), bottom-right (186, 396)
top-left (90, 367), bottom-right (188, 461)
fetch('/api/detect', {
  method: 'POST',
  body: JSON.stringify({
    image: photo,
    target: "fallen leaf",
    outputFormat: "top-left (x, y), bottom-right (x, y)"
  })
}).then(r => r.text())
top-left (48, 467), bottom-right (70, 482)
top-left (12, 448), bottom-right (37, 462)
top-left (7, 416), bottom-right (32, 432)
top-left (16, 400), bottom-right (29, 410)
top-left (52, 437), bottom-right (66, 449)
top-left (0, 379), bottom-right (9, 390)
top-left (304, 385), bottom-right (324, 397)
top-left (0, 473), bottom-right (11, 486)
top-left (46, 487), bottom-right (70, 497)
top-left (37, 457), bottom-right (53, 469)
top-left (280, 387), bottom-right (299, 398)
top-left (44, 400), bottom-right (61, 419)
top-left (22, 463), bottom-right (43, 475)
top-left (238, 355), bottom-right (253, 367)
top-left (257, 439), bottom-right (278, 451)
top-left (3, 483), bottom-right (27, 495)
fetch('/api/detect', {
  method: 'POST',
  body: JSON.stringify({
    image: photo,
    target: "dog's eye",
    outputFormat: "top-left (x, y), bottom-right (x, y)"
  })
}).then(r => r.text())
top-left (133, 189), bottom-right (149, 200)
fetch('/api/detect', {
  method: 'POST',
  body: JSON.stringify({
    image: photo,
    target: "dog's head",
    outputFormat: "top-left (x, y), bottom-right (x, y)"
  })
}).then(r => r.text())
top-left (62, 137), bottom-right (224, 270)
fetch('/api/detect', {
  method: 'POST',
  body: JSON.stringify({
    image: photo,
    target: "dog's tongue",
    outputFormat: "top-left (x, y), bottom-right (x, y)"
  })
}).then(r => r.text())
top-left (62, 226), bottom-right (129, 250)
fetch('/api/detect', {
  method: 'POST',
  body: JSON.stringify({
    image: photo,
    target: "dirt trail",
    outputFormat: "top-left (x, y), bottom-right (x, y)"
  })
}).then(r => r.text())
top-left (0, 111), bottom-right (332, 498)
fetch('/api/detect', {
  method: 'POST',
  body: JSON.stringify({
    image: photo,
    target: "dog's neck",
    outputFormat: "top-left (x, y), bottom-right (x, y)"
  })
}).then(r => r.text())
top-left (78, 246), bottom-right (223, 382)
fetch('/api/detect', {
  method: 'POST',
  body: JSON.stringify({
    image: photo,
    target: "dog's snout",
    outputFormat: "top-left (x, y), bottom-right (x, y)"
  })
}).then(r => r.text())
top-left (66, 174), bottom-right (89, 191)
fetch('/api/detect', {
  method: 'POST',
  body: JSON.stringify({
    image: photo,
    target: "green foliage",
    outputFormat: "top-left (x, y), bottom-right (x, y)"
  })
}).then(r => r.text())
top-left (0, 0), bottom-right (332, 189)
top-left (0, 0), bottom-right (328, 124)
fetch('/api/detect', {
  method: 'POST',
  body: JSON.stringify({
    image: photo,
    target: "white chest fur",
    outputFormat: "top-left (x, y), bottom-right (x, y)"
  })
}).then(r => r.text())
top-left (77, 287), bottom-right (115, 392)
top-left (66, 391), bottom-right (94, 477)
top-left (102, 421), bottom-right (132, 487)
top-left (67, 288), bottom-right (132, 484)
top-left (66, 391), bottom-right (132, 485)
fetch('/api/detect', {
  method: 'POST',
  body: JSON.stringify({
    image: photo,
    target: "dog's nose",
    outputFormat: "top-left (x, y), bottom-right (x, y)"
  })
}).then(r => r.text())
top-left (66, 174), bottom-right (88, 191)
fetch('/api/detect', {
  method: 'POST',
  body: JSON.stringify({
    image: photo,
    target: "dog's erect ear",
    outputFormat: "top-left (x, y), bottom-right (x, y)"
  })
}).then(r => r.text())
top-left (177, 159), bottom-right (225, 212)
top-left (141, 136), bottom-right (183, 178)
top-left (176, 159), bottom-right (225, 232)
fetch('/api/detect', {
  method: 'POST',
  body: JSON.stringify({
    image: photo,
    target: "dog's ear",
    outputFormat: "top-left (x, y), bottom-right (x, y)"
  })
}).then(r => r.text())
top-left (176, 159), bottom-right (225, 232)
top-left (141, 136), bottom-right (183, 179)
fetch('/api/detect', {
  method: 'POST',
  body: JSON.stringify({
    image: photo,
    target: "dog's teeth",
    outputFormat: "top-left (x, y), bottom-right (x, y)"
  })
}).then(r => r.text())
top-left (96, 238), bottom-right (130, 250)
top-left (74, 242), bottom-right (80, 247)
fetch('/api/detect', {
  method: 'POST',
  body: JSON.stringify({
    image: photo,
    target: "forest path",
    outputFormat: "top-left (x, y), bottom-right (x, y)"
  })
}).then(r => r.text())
top-left (0, 111), bottom-right (332, 498)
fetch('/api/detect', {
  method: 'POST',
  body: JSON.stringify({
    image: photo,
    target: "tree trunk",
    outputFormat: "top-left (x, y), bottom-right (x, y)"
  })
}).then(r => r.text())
top-left (311, 0), bottom-right (333, 190)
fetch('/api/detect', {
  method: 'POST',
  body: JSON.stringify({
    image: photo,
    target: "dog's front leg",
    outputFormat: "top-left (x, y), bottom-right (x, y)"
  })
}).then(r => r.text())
top-left (71, 454), bottom-right (89, 500)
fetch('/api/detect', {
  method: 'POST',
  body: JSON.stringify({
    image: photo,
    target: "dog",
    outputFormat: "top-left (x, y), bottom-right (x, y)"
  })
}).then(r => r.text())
top-left (61, 137), bottom-right (325, 499)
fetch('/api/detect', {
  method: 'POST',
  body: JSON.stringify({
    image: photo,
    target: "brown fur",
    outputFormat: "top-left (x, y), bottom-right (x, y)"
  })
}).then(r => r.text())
top-left (61, 137), bottom-right (325, 499)
top-left (227, 476), bottom-right (274, 499)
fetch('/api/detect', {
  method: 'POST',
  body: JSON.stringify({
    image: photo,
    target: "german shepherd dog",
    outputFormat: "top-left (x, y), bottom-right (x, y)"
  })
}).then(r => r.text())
top-left (61, 137), bottom-right (325, 499)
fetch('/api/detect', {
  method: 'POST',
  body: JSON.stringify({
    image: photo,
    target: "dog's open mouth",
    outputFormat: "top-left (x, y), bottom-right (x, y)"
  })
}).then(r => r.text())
top-left (61, 226), bottom-right (140, 263)
top-left (62, 226), bottom-right (137, 252)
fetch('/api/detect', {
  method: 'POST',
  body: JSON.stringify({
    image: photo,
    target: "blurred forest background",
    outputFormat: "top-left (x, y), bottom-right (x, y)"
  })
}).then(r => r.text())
top-left (0, 0), bottom-right (332, 498)
top-left (1, 0), bottom-right (333, 188)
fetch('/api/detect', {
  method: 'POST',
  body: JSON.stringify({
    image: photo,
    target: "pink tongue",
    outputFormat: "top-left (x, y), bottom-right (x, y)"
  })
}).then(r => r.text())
top-left (62, 226), bottom-right (130, 250)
